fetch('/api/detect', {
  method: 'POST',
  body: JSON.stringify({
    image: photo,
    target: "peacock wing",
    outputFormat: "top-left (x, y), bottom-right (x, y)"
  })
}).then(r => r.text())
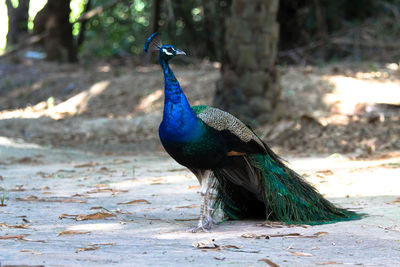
top-left (192, 105), bottom-right (267, 154)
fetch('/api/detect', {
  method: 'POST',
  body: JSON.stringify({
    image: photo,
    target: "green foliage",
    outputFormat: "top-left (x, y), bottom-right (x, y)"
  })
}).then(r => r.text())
top-left (0, 188), bottom-right (7, 206)
top-left (10, 0), bottom-right (19, 9)
top-left (79, 0), bottom-right (230, 60)
top-left (81, 0), bottom-right (152, 57)
top-left (71, 0), bottom-right (87, 36)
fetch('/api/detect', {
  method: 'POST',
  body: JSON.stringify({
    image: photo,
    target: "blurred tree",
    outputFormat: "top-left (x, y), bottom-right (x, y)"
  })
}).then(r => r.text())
top-left (150, 0), bottom-right (162, 34)
top-left (6, 0), bottom-right (30, 48)
top-left (277, 0), bottom-right (390, 62)
top-left (201, 0), bottom-right (231, 61)
top-left (214, 0), bottom-right (281, 125)
top-left (33, 0), bottom-right (77, 62)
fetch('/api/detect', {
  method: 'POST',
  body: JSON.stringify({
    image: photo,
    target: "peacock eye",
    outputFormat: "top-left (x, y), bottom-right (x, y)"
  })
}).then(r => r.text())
top-left (167, 47), bottom-right (173, 52)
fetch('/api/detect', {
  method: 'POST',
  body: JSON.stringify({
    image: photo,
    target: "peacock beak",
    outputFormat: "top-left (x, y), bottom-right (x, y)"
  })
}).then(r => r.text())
top-left (176, 49), bottom-right (186, 55)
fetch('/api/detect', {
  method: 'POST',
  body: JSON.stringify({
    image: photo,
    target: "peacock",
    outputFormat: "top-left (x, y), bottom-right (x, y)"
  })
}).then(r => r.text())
top-left (144, 32), bottom-right (361, 232)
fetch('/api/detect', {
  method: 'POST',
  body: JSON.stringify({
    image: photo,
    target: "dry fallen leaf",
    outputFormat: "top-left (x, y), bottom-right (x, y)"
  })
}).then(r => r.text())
top-left (76, 246), bottom-right (100, 253)
top-left (188, 185), bottom-right (200, 190)
top-left (58, 230), bottom-right (91, 236)
top-left (100, 167), bottom-right (111, 172)
top-left (87, 188), bottom-right (128, 194)
top-left (0, 234), bottom-right (29, 240)
top-left (59, 214), bottom-right (79, 220)
top-left (74, 162), bottom-right (97, 168)
top-left (193, 239), bottom-right (220, 250)
top-left (13, 157), bottom-right (42, 164)
top-left (387, 197), bottom-right (400, 204)
top-left (59, 212), bottom-right (115, 221)
top-left (174, 218), bottom-right (198, 221)
top-left (242, 232), bottom-right (328, 239)
top-left (36, 171), bottom-right (52, 178)
top-left (88, 242), bottom-right (115, 246)
top-left (214, 257), bottom-right (226, 261)
top-left (316, 170), bottom-right (334, 175)
top-left (193, 240), bottom-right (255, 253)
top-left (176, 204), bottom-right (198, 209)
top-left (310, 232), bottom-right (328, 238)
top-left (167, 168), bottom-right (186, 172)
top-left (269, 233), bottom-right (302, 238)
top-left (16, 195), bottom-right (40, 201)
top-left (258, 258), bottom-right (280, 267)
top-left (291, 251), bottom-right (313, 257)
top-left (76, 212), bottom-right (115, 221)
top-left (0, 222), bottom-right (30, 229)
top-left (16, 195), bottom-right (87, 203)
top-left (241, 233), bottom-right (270, 239)
top-left (117, 199), bottom-right (151, 205)
top-left (49, 198), bottom-right (87, 203)
top-left (8, 185), bottom-right (25, 192)
top-left (223, 245), bottom-right (241, 249)
top-left (90, 206), bottom-right (107, 210)
top-left (316, 174), bottom-right (328, 179)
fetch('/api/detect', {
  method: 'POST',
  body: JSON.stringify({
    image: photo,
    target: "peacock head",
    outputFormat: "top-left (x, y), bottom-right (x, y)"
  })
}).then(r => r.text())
top-left (159, 45), bottom-right (186, 61)
top-left (144, 32), bottom-right (186, 62)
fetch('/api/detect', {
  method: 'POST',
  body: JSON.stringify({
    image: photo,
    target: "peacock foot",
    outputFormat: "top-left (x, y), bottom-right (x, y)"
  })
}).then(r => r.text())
top-left (189, 216), bottom-right (213, 233)
top-left (189, 225), bottom-right (209, 233)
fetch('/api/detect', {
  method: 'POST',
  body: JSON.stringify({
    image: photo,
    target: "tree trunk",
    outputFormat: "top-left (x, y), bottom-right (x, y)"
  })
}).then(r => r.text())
top-left (6, 0), bottom-right (30, 48)
top-left (201, 0), bottom-right (231, 61)
top-left (151, 0), bottom-right (162, 34)
top-left (33, 0), bottom-right (77, 62)
top-left (214, 0), bottom-right (281, 125)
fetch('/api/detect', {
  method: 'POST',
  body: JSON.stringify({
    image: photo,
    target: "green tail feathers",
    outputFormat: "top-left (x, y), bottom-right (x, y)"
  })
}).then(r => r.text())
top-left (212, 153), bottom-right (362, 225)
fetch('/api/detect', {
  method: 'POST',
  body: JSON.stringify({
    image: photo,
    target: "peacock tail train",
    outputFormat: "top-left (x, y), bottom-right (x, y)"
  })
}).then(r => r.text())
top-left (211, 151), bottom-right (362, 225)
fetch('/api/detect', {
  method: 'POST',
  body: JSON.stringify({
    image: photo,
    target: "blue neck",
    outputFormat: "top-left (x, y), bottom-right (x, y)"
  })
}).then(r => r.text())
top-left (159, 56), bottom-right (200, 141)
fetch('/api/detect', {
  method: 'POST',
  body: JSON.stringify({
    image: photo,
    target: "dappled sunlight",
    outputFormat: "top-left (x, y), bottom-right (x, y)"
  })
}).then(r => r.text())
top-left (0, 136), bottom-right (42, 149)
top-left (0, 80), bottom-right (110, 119)
top-left (51, 80), bottom-right (110, 118)
top-left (323, 75), bottom-right (400, 115)
top-left (67, 223), bottom-right (124, 232)
top-left (290, 154), bottom-right (400, 198)
top-left (386, 63), bottom-right (399, 71)
top-left (96, 65), bottom-right (112, 73)
top-left (135, 89), bottom-right (163, 112)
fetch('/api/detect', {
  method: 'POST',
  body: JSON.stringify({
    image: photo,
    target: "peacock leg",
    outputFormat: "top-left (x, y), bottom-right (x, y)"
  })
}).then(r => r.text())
top-left (190, 171), bottom-right (212, 232)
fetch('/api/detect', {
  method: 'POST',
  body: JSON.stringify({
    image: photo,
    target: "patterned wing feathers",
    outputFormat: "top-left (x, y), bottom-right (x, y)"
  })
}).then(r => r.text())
top-left (194, 106), bottom-right (266, 152)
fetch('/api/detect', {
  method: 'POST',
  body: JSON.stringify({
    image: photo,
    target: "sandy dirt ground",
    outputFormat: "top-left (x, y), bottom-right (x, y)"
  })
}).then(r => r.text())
top-left (0, 137), bottom-right (399, 267)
